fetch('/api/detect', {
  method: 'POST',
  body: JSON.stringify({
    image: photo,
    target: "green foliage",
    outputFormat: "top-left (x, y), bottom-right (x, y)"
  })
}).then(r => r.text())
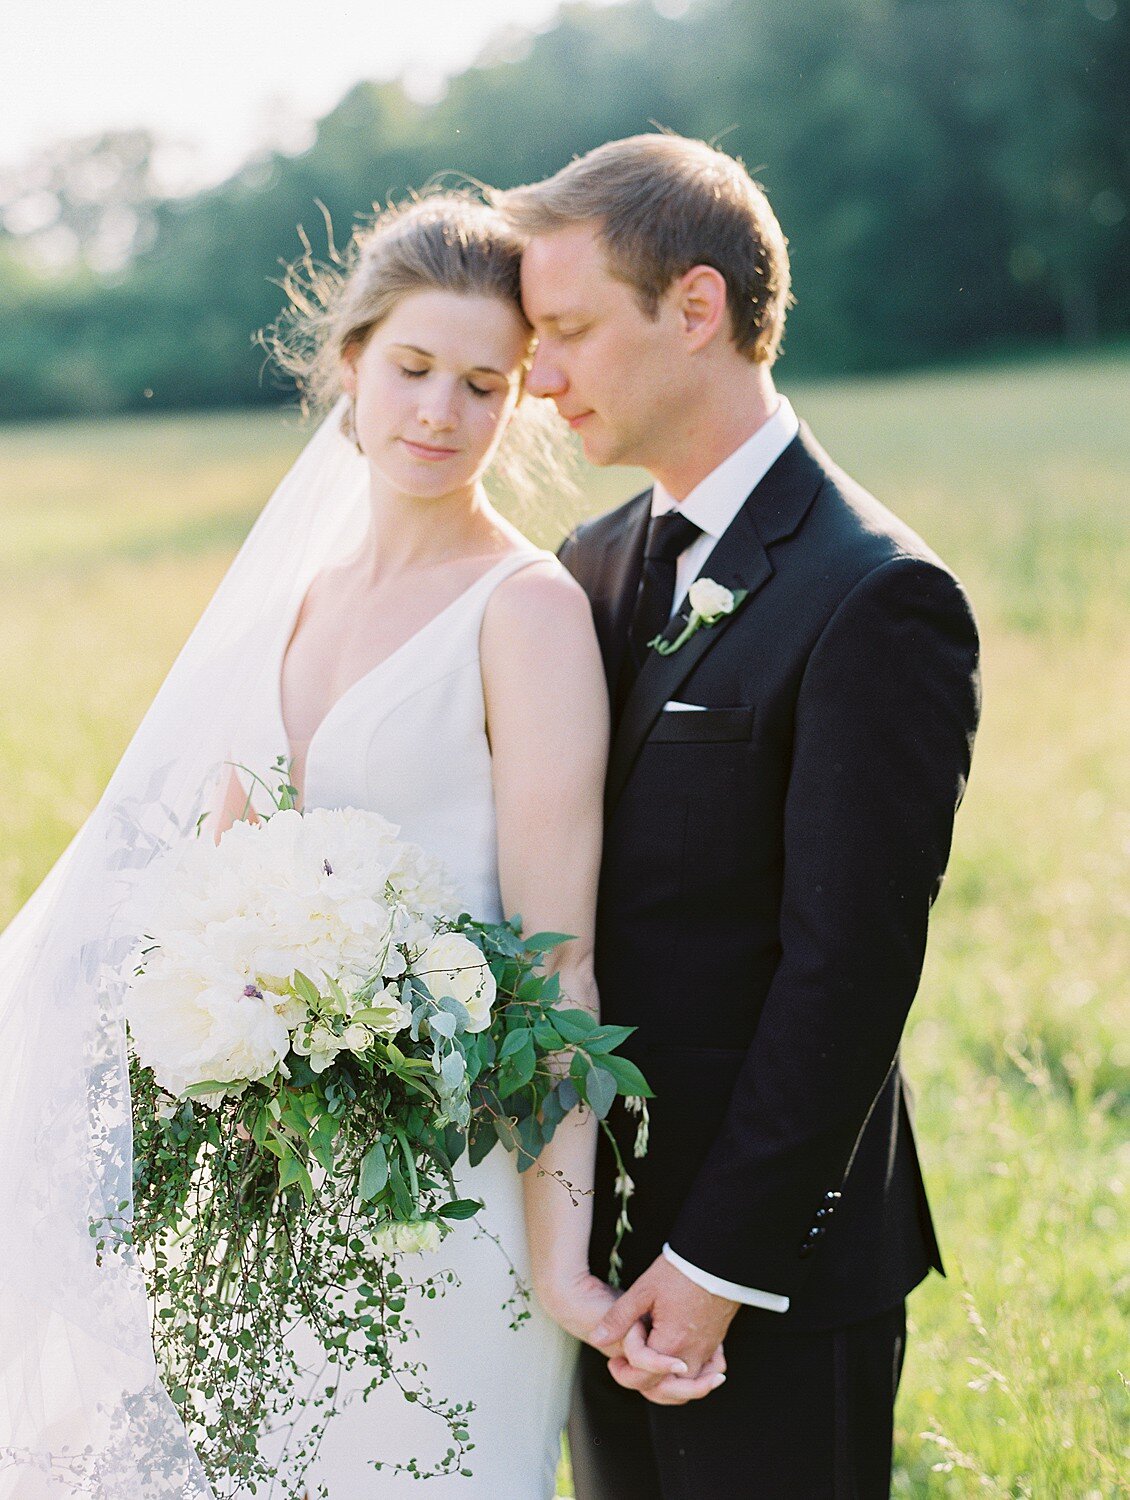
top-left (126, 913), bottom-right (646, 1495)
top-left (1, 0), bottom-right (1126, 420)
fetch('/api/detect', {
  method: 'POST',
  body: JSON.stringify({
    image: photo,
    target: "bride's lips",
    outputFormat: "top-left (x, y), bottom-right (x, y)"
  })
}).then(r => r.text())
top-left (565, 411), bottom-right (594, 430)
top-left (401, 438), bottom-right (459, 461)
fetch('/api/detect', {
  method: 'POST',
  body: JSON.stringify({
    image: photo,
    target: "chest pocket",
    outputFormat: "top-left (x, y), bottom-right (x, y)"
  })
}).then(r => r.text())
top-left (648, 705), bottom-right (754, 743)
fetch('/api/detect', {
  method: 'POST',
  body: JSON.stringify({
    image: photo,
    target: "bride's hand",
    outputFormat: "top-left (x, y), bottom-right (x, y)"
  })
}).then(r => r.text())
top-left (537, 1270), bottom-right (688, 1377)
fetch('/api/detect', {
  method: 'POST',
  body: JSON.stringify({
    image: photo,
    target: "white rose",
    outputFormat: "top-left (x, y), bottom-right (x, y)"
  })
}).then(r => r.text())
top-left (341, 1023), bottom-right (373, 1054)
top-left (293, 1022), bottom-right (344, 1074)
top-left (415, 931), bottom-right (496, 1032)
top-left (360, 985), bottom-right (413, 1037)
top-left (687, 578), bottom-right (735, 621)
top-left (371, 1219), bottom-right (444, 1256)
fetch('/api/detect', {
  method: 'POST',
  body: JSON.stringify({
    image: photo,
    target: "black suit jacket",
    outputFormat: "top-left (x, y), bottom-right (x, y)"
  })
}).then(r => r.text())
top-left (560, 423), bottom-right (981, 1330)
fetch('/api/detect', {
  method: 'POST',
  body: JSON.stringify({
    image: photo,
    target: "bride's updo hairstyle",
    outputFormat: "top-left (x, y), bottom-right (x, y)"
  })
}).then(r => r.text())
top-left (266, 191), bottom-right (575, 515)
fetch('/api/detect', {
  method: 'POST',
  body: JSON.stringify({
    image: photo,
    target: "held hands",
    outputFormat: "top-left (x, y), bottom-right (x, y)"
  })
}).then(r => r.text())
top-left (542, 1265), bottom-right (728, 1405)
top-left (588, 1254), bottom-right (739, 1404)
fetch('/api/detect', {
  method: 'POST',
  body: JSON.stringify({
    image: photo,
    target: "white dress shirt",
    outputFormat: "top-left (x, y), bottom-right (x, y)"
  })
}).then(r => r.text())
top-left (651, 395), bottom-right (800, 608)
top-left (652, 396), bottom-right (800, 1313)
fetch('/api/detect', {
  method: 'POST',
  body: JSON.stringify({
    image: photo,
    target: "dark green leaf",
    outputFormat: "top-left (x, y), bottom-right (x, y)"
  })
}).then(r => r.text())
top-left (579, 1024), bottom-right (636, 1055)
top-left (586, 1066), bottom-right (616, 1120)
top-left (467, 1121), bottom-right (497, 1167)
top-left (515, 1114), bottom-right (544, 1170)
top-left (553, 1008), bottom-right (599, 1043)
top-left (598, 1053), bottom-right (656, 1099)
top-left (557, 1077), bottom-right (580, 1112)
top-left (499, 1027), bottom-right (533, 1059)
top-left (522, 931), bottom-right (575, 953)
top-left (358, 1141), bottom-right (389, 1201)
top-left (437, 1198), bottom-right (483, 1220)
top-left (532, 1017), bottom-right (564, 1051)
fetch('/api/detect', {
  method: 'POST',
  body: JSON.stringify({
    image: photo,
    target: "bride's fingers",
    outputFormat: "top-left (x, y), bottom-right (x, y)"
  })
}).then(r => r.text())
top-left (607, 1354), bottom-right (726, 1405)
top-left (621, 1320), bottom-right (689, 1377)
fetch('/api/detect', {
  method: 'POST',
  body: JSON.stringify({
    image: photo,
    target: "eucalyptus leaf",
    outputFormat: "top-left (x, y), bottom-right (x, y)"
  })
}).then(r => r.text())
top-left (441, 1052), bottom-right (465, 1089)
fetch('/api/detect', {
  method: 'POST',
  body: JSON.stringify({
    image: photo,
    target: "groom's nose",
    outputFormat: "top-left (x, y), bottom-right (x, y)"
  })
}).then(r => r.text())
top-left (526, 343), bottom-right (566, 400)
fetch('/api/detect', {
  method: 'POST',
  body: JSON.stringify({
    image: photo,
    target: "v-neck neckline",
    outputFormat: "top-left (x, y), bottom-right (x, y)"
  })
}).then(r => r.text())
top-left (278, 549), bottom-right (538, 802)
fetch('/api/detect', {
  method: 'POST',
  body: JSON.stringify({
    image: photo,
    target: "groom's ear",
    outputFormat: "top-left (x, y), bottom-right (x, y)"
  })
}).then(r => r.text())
top-left (675, 265), bottom-right (730, 353)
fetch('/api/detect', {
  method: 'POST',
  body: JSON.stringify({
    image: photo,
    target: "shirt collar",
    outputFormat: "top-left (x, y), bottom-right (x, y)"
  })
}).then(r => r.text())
top-left (650, 396), bottom-right (800, 536)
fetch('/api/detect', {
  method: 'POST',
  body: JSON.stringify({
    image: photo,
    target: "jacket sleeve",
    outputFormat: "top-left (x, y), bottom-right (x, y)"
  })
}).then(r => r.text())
top-left (667, 554), bottom-right (981, 1296)
top-left (556, 526), bottom-right (580, 572)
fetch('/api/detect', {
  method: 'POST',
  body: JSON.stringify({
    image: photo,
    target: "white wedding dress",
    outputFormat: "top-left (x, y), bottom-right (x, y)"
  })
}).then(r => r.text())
top-left (249, 548), bottom-right (577, 1498)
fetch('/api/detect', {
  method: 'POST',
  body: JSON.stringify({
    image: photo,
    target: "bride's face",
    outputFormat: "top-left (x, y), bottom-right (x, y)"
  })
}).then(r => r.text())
top-left (344, 288), bottom-right (529, 501)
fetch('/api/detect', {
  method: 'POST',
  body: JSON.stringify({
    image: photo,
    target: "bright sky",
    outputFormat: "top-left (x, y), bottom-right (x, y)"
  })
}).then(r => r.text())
top-left (1, 0), bottom-right (642, 190)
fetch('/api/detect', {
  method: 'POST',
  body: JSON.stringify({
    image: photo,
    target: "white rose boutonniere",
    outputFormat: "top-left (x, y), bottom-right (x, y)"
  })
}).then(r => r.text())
top-left (648, 578), bottom-right (750, 656)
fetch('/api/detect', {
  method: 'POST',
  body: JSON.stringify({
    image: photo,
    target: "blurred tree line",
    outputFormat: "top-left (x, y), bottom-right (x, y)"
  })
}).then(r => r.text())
top-left (1, 0), bottom-right (1125, 420)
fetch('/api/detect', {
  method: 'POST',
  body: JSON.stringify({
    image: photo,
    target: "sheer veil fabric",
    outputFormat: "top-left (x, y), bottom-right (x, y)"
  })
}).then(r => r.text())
top-left (0, 406), bottom-right (371, 1497)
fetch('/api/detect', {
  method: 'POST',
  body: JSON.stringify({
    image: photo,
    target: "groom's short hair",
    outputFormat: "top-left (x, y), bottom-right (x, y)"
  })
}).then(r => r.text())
top-left (496, 134), bottom-right (791, 365)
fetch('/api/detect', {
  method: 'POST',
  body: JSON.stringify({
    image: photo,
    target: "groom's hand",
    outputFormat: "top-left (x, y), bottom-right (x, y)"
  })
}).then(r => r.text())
top-left (591, 1255), bottom-right (739, 1388)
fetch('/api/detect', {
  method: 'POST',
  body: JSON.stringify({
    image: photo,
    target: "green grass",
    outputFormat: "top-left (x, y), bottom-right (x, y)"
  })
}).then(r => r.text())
top-left (2, 354), bottom-right (1127, 1496)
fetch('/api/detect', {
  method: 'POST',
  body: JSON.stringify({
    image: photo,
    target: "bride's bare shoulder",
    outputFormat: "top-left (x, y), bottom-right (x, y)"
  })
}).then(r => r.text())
top-left (484, 553), bottom-right (594, 641)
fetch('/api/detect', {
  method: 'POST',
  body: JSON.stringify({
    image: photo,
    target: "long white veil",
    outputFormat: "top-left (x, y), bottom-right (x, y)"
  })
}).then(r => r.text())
top-left (0, 405), bottom-right (370, 1497)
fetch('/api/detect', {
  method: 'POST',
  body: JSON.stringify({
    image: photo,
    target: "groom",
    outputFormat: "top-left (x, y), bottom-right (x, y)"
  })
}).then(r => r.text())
top-left (500, 135), bottom-right (980, 1497)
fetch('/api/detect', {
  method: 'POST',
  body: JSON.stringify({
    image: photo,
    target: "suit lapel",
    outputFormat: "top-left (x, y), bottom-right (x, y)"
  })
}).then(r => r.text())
top-left (605, 505), bottom-right (770, 814)
top-left (587, 491), bottom-right (652, 690)
top-left (604, 428), bottom-right (826, 816)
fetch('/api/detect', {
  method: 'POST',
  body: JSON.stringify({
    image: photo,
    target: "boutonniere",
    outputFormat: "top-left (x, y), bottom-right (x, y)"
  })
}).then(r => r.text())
top-left (648, 578), bottom-right (750, 656)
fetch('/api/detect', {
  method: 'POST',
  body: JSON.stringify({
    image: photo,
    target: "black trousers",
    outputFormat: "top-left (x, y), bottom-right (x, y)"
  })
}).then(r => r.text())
top-left (569, 1300), bottom-right (906, 1500)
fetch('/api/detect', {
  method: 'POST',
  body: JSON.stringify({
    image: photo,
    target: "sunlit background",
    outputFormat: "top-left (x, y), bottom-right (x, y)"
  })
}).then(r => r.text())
top-left (1, 1), bottom-right (1127, 1493)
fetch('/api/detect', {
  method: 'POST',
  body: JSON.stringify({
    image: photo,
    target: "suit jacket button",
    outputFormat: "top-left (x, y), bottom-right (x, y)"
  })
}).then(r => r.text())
top-left (824, 1190), bottom-right (842, 1203)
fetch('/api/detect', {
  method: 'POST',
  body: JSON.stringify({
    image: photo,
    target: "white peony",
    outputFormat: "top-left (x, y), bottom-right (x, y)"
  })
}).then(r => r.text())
top-left (125, 802), bottom-right (462, 1097)
top-left (415, 931), bottom-right (496, 1032)
top-left (371, 1219), bottom-right (444, 1256)
top-left (687, 577), bottom-right (736, 621)
top-left (126, 963), bottom-right (291, 1097)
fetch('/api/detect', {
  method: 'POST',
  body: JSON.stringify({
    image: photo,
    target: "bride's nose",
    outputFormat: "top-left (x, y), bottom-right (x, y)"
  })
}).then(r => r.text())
top-left (417, 378), bottom-right (458, 431)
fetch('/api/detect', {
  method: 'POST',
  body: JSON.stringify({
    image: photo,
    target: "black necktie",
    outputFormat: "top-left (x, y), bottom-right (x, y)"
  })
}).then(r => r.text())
top-left (625, 510), bottom-right (703, 685)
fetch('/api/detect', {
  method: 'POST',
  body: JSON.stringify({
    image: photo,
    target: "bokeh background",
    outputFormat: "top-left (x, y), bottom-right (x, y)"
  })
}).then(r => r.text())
top-left (1, 0), bottom-right (1126, 1493)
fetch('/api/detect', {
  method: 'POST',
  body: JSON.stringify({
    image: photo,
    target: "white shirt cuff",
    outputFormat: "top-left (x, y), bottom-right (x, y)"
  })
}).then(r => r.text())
top-left (662, 1243), bottom-right (790, 1313)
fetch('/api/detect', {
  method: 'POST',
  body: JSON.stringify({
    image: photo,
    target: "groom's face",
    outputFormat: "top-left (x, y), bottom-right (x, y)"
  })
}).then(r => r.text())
top-left (521, 223), bottom-right (685, 469)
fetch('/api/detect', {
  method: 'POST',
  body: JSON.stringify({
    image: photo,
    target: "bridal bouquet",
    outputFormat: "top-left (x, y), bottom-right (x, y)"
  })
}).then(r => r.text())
top-left (110, 762), bottom-right (650, 1495)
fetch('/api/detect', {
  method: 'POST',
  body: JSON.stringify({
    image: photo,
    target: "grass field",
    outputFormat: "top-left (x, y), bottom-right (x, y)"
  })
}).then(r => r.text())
top-left (1, 353), bottom-right (1127, 1496)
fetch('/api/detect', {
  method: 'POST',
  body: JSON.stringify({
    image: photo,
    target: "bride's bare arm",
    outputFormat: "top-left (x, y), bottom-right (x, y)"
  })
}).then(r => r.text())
top-left (481, 560), bottom-right (725, 1402)
top-left (481, 560), bottom-right (608, 1332)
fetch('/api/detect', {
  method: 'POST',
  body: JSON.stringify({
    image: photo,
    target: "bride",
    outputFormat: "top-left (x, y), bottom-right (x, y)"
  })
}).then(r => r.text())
top-left (0, 192), bottom-right (707, 1500)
